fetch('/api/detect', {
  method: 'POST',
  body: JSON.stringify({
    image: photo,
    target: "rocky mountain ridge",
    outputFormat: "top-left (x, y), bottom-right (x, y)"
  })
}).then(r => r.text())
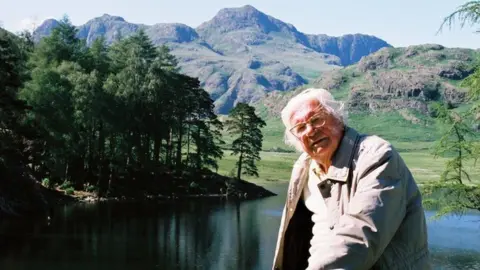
top-left (33, 5), bottom-right (391, 113)
top-left (257, 44), bottom-right (477, 120)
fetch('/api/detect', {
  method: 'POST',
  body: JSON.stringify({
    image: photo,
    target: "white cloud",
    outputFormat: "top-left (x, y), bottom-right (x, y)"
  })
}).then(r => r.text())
top-left (16, 16), bottom-right (55, 32)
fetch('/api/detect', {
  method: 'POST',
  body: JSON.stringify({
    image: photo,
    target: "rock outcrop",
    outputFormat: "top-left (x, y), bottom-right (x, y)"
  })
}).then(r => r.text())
top-left (258, 44), bottom-right (476, 117)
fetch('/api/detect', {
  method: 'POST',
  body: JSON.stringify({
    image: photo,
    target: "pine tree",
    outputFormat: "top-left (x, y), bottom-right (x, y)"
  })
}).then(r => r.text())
top-left (225, 103), bottom-right (266, 180)
top-left (421, 1), bottom-right (480, 217)
top-left (423, 101), bottom-right (480, 217)
top-left (19, 16), bottom-right (89, 188)
top-left (432, 103), bottom-right (477, 183)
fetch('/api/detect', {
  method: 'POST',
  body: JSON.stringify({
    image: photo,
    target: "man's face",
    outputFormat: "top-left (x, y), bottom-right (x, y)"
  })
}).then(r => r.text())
top-left (289, 99), bottom-right (343, 162)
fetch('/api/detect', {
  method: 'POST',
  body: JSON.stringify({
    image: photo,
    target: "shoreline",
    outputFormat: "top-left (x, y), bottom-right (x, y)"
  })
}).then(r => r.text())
top-left (71, 192), bottom-right (272, 204)
top-left (44, 178), bottom-right (277, 206)
top-left (1, 170), bottom-right (277, 220)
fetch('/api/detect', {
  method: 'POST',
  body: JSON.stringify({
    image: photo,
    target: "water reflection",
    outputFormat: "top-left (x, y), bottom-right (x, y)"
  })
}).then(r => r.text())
top-left (426, 211), bottom-right (480, 251)
top-left (0, 199), bottom-right (271, 270)
top-left (0, 183), bottom-right (479, 270)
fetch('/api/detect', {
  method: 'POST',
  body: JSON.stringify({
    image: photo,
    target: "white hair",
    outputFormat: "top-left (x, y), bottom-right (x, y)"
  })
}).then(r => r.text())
top-left (281, 88), bottom-right (347, 152)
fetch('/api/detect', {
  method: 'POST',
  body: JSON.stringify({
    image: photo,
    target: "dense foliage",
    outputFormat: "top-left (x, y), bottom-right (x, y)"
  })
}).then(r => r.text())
top-left (0, 27), bottom-right (54, 217)
top-left (1, 17), bottom-right (229, 198)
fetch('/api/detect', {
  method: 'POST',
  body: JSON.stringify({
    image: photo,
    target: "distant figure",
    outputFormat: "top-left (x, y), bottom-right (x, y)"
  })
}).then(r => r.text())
top-left (272, 88), bottom-right (431, 270)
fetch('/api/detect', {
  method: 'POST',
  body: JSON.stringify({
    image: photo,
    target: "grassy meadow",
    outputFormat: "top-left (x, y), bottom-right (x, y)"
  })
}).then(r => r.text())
top-left (216, 110), bottom-right (480, 186)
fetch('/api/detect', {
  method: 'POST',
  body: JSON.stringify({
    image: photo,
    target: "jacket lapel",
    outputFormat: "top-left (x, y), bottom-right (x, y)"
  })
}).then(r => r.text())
top-left (287, 152), bottom-right (311, 207)
top-left (287, 126), bottom-right (361, 210)
top-left (325, 126), bottom-right (360, 182)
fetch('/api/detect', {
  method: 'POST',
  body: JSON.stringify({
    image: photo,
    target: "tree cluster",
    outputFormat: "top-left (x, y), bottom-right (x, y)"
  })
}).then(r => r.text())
top-left (1, 17), bottom-right (229, 197)
top-left (1, 16), bottom-right (267, 200)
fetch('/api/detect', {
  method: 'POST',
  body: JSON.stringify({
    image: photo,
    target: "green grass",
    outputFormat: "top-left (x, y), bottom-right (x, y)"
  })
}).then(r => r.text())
top-left (216, 146), bottom-right (480, 186)
top-left (402, 151), bottom-right (479, 184)
top-left (222, 110), bottom-right (442, 153)
top-left (347, 111), bottom-right (440, 143)
top-left (256, 110), bottom-right (441, 152)
top-left (216, 110), bottom-right (480, 185)
top-left (329, 79), bottom-right (355, 100)
top-left (216, 150), bottom-right (297, 183)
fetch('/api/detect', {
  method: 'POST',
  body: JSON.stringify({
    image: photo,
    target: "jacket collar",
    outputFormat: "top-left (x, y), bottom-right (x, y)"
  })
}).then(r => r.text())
top-left (287, 126), bottom-right (360, 203)
top-left (312, 126), bottom-right (360, 182)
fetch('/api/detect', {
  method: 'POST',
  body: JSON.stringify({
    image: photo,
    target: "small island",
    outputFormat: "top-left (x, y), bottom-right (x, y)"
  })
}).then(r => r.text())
top-left (0, 20), bottom-right (275, 220)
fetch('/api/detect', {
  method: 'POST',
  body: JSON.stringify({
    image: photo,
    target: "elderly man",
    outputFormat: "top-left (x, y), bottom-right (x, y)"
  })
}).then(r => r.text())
top-left (272, 88), bottom-right (431, 270)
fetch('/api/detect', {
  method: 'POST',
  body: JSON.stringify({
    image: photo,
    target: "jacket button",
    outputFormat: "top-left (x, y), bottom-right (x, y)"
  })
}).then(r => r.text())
top-left (329, 225), bottom-right (334, 230)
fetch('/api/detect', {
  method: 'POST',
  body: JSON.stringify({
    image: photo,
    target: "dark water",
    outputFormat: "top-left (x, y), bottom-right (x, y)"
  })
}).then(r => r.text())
top-left (1, 183), bottom-right (479, 270)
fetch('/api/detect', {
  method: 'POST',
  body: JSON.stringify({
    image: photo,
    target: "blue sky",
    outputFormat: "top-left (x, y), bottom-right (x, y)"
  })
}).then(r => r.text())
top-left (2, 0), bottom-right (479, 48)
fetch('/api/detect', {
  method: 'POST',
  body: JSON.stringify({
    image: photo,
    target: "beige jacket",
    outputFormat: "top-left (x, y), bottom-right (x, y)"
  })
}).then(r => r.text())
top-left (272, 126), bottom-right (431, 270)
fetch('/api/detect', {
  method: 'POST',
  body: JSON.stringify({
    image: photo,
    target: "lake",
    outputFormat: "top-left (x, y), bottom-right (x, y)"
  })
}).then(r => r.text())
top-left (0, 182), bottom-right (479, 270)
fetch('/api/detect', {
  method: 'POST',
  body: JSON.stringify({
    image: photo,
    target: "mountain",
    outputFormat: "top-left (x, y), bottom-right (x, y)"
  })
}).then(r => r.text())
top-left (33, 5), bottom-right (391, 113)
top-left (257, 44), bottom-right (477, 120)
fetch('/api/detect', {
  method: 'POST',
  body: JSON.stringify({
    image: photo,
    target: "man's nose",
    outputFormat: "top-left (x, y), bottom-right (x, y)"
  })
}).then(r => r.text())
top-left (305, 124), bottom-right (315, 136)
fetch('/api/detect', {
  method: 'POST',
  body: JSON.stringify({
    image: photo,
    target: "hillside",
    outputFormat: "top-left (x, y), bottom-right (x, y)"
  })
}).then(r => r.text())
top-left (257, 44), bottom-right (476, 118)
top-left (32, 5), bottom-right (391, 114)
top-left (252, 44), bottom-right (478, 151)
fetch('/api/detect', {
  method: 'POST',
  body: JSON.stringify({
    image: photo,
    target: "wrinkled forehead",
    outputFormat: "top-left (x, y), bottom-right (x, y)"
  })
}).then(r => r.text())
top-left (289, 99), bottom-right (324, 125)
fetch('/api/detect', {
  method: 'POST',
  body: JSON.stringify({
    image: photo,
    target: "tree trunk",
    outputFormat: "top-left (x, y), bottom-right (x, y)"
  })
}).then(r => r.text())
top-left (186, 123), bottom-right (191, 168)
top-left (195, 128), bottom-right (201, 170)
top-left (143, 134), bottom-right (150, 168)
top-left (165, 128), bottom-right (173, 169)
top-left (236, 128), bottom-right (245, 181)
top-left (97, 121), bottom-right (107, 195)
top-left (153, 137), bottom-right (161, 163)
top-left (108, 134), bottom-right (117, 191)
top-left (175, 120), bottom-right (184, 172)
top-left (454, 125), bottom-right (463, 184)
top-left (69, 155), bottom-right (85, 190)
top-left (87, 120), bottom-right (96, 185)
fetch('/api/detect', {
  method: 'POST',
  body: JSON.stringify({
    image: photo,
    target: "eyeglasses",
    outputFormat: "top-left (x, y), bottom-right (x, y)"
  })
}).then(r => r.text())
top-left (289, 113), bottom-right (326, 138)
